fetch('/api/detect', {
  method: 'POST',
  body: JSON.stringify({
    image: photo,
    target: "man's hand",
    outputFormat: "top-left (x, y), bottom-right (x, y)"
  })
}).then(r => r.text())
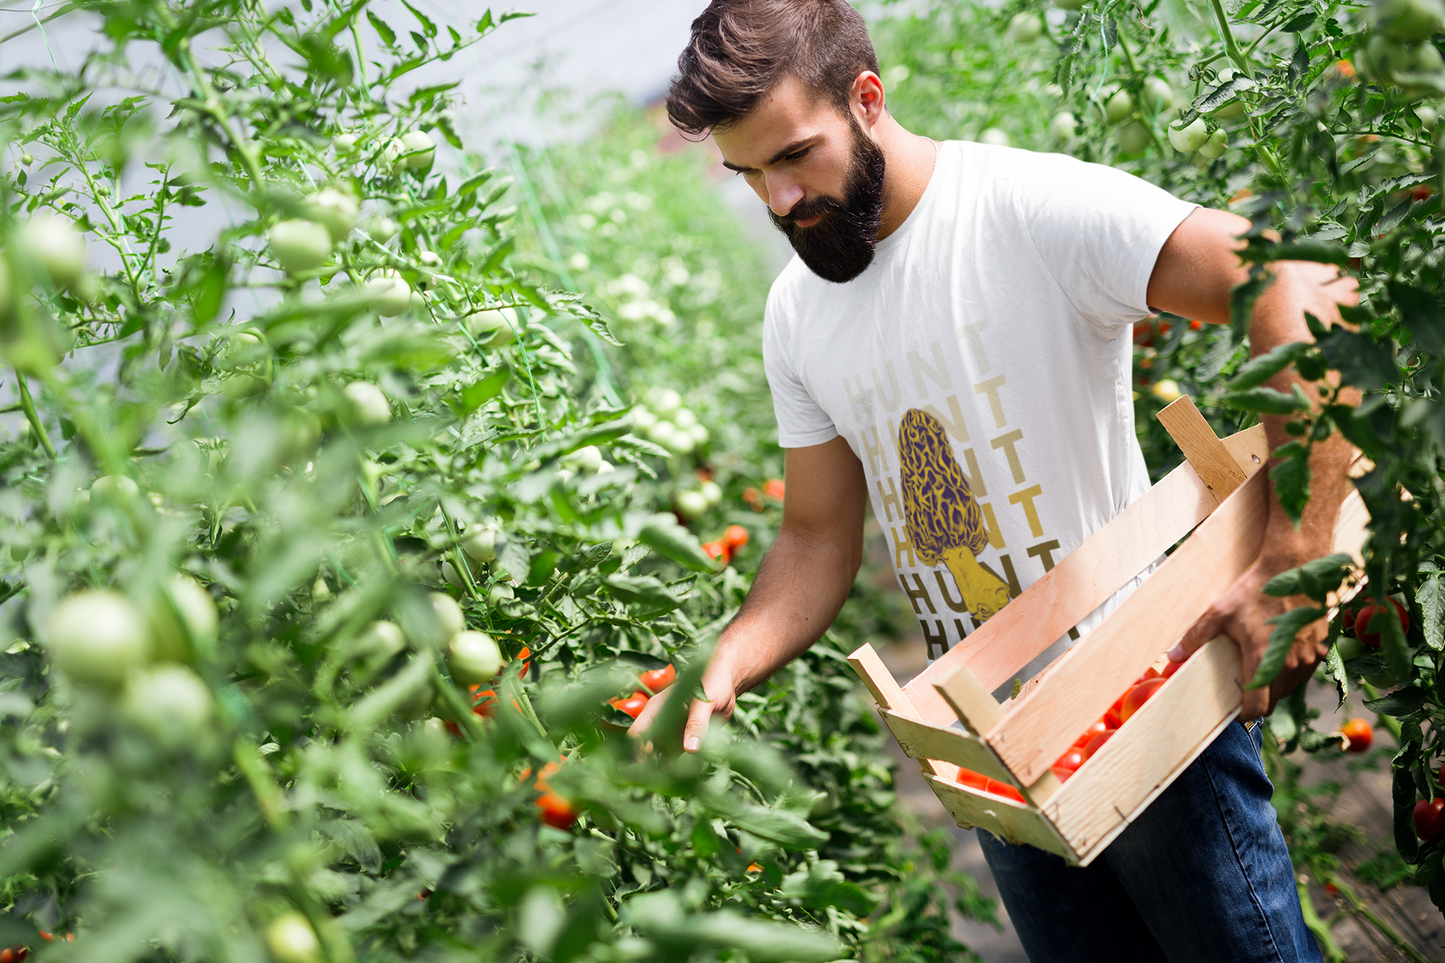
top-left (628, 655), bottom-right (738, 751)
top-left (1148, 209), bottom-right (1358, 719)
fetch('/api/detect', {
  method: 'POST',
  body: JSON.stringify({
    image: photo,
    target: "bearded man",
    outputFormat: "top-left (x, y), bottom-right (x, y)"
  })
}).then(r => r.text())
top-left (632, 2), bottom-right (1358, 960)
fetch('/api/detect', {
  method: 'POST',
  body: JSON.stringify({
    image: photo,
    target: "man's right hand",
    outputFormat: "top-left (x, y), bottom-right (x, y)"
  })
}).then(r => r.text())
top-left (624, 435), bottom-right (869, 753)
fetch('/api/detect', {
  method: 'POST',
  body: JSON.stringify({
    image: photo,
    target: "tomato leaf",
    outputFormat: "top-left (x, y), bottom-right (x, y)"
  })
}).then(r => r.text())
top-left (1395, 766), bottom-right (1421, 863)
top-left (1365, 686), bottom-right (1428, 716)
top-left (1246, 605), bottom-right (1324, 689)
top-left (636, 513), bottom-right (720, 574)
top-left (1419, 572), bottom-right (1445, 651)
top-left (1221, 384), bottom-right (1312, 415)
top-left (1316, 325), bottom-right (1399, 390)
top-left (1262, 553), bottom-right (1354, 601)
top-left (1268, 441), bottom-right (1313, 525)
top-left (455, 368), bottom-right (509, 416)
top-left (1228, 341), bottom-right (1314, 391)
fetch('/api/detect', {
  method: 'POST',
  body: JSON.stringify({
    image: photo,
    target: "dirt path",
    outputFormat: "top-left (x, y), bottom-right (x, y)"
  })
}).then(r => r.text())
top-left (875, 637), bottom-right (1445, 962)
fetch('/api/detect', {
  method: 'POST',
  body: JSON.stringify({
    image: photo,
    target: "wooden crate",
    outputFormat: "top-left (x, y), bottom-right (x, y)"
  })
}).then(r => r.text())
top-left (849, 397), bottom-right (1369, 866)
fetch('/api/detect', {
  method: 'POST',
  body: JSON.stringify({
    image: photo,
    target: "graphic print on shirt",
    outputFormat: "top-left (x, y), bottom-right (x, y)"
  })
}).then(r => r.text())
top-left (898, 408), bottom-right (1009, 621)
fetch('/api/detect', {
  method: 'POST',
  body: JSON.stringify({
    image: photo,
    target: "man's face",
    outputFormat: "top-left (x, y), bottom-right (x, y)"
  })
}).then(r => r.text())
top-left (713, 75), bottom-right (887, 284)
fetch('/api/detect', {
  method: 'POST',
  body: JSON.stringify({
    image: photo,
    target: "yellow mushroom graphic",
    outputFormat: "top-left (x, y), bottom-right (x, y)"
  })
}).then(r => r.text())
top-left (898, 408), bottom-right (1010, 621)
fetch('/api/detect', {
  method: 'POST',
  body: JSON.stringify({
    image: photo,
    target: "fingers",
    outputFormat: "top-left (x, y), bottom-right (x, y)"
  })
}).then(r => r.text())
top-left (626, 687), bottom-right (668, 738)
top-left (1171, 605), bottom-right (1225, 662)
top-left (683, 696), bottom-right (713, 753)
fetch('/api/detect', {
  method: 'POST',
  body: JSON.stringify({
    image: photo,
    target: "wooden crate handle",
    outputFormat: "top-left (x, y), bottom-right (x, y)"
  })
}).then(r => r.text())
top-left (1157, 396), bottom-right (1248, 505)
top-left (848, 643), bottom-right (949, 778)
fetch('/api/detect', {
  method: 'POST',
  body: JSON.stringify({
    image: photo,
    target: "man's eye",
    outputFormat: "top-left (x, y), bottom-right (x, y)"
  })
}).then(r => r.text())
top-left (785, 149), bottom-right (809, 162)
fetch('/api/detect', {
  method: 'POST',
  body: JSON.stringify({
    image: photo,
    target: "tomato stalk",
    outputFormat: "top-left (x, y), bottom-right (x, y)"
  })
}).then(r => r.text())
top-left (14, 372), bottom-right (54, 459)
top-left (1207, 0), bottom-right (1253, 79)
top-left (1320, 870), bottom-right (1433, 963)
top-left (1294, 875), bottom-right (1346, 963)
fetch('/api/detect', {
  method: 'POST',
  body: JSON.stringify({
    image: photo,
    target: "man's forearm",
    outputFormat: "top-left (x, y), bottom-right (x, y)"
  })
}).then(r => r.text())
top-left (712, 524), bottom-right (861, 694)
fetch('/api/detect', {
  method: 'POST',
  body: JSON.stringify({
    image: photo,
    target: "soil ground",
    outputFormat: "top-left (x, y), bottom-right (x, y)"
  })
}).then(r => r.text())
top-left (874, 634), bottom-right (1445, 963)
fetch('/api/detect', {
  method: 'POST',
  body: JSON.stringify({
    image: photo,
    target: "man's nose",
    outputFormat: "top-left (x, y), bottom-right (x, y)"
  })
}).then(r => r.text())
top-left (762, 171), bottom-right (804, 217)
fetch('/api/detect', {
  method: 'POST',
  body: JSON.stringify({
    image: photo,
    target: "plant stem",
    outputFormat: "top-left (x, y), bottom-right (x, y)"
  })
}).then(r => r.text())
top-left (1324, 871), bottom-right (1433, 963)
top-left (15, 371), bottom-right (55, 458)
top-left (1297, 876), bottom-right (1347, 962)
top-left (1208, 0), bottom-right (1253, 78)
top-left (1360, 680), bottom-right (1405, 743)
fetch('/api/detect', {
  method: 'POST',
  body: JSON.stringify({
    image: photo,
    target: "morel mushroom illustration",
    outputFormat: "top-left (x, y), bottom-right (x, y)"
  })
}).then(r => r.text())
top-left (898, 408), bottom-right (1010, 621)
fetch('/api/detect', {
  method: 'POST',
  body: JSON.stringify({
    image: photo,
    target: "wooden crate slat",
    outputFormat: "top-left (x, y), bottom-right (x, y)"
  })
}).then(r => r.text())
top-left (1157, 397), bottom-right (1249, 504)
top-left (932, 662), bottom-right (1004, 735)
top-left (1220, 423), bottom-right (1267, 476)
top-left (989, 469), bottom-right (1270, 784)
top-left (847, 643), bottom-right (950, 778)
top-left (1042, 636), bottom-right (1241, 863)
top-left (881, 710), bottom-right (1013, 782)
top-left (925, 773), bottom-right (1075, 857)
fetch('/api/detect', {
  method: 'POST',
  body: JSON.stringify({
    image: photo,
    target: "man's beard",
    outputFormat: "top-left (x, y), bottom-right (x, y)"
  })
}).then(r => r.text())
top-left (768, 121), bottom-right (886, 284)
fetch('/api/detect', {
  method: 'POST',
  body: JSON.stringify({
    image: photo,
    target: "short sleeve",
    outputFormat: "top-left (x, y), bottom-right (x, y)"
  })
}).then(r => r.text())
top-left (762, 281), bottom-right (839, 448)
top-left (1016, 155), bottom-right (1197, 333)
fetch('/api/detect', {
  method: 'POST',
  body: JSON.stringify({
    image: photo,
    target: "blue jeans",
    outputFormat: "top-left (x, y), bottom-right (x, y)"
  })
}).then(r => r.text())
top-left (978, 722), bottom-right (1322, 963)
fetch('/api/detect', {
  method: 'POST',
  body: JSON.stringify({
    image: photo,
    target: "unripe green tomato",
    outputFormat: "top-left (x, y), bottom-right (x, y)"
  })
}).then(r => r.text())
top-left (265, 912), bottom-right (322, 963)
top-left (222, 373), bottom-right (268, 398)
top-left (1366, 34), bottom-right (1415, 80)
top-left (465, 307), bottom-right (518, 345)
top-left (343, 381), bottom-right (390, 427)
top-left (1167, 117), bottom-right (1209, 152)
top-left (447, 630), bottom-right (502, 685)
top-left (673, 407), bottom-right (698, 430)
top-left (123, 664), bottom-right (214, 745)
top-left (650, 387), bottom-right (682, 417)
top-left (418, 249), bottom-right (442, 268)
top-left (1197, 128), bottom-right (1229, 159)
top-left (382, 137), bottom-right (407, 172)
top-left (462, 525), bottom-right (502, 563)
top-left (365, 270), bottom-right (411, 317)
top-left (662, 427), bottom-right (696, 456)
top-left (1379, 0), bottom-right (1445, 42)
top-left (304, 188), bottom-right (358, 243)
top-left (268, 219), bottom-right (332, 274)
top-left (1115, 120), bottom-right (1151, 154)
top-left (400, 129), bottom-right (435, 169)
top-left (23, 212), bottom-right (87, 289)
top-left (700, 480), bottom-right (723, 506)
top-left (360, 620), bottom-right (406, 659)
top-left (1141, 76), bottom-right (1175, 112)
top-left (1413, 41), bottom-right (1445, 72)
top-left (688, 423), bottom-right (709, 446)
top-left (332, 133), bottom-right (358, 154)
top-left (151, 574), bottom-right (218, 662)
top-left (46, 589), bottom-right (151, 687)
top-left (366, 216), bottom-right (400, 243)
top-left (630, 406), bottom-right (657, 431)
top-left (563, 444), bottom-right (603, 473)
top-left (1419, 104), bottom-right (1440, 128)
top-left (1105, 89), bottom-right (1134, 124)
top-left (20, 153), bottom-right (33, 165)
top-left (1365, 670), bottom-right (1397, 688)
top-left (675, 489), bottom-right (709, 520)
top-left (488, 583), bottom-right (516, 606)
top-left (91, 473), bottom-right (140, 503)
top-left (1336, 635), bottom-right (1368, 661)
top-left (1212, 99), bottom-right (1247, 119)
top-left (428, 591), bottom-right (466, 641)
top-left (1048, 111), bottom-right (1078, 142)
top-left (1005, 12), bottom-right (1043, 44)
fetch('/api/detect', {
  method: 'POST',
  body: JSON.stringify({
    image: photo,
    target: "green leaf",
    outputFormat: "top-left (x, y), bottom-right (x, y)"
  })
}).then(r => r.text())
top-left (1221, 384), bottom-right (1311, 415)
top-left (1366, 686), bottom-right (1428, 716)
top-left (1262, 553), bottom-right (1354, 601)
top-left (1391, 282), bottom-right (1445, 354)
top-left (1419, 574), bottom-right (1444, 651)
top-left (603, 574), bottom-right (680, 612)
top-left (1316, 327), bottom-right (1398, 390)
top-left (1228, 341), bottom-right (1313, 391)
top-left (1246, 605), bottom-right (1324, 689)
top-left (456, 367), bottom-right (509, 416)
top-left (1268, 441), bottom-right (1313, 525)
top-left (1395, 766), bottom-right (1420, 863)
top-left (637, 513), bottom-right (720, 573)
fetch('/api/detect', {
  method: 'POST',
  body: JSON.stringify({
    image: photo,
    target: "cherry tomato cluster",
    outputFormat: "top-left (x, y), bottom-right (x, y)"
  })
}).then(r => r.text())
top-left (743, 478), bottom-right (785, 511)
top-left (1049, 663), bottom-right (1178, 783)
top-left (951, 766), bottom-right (1026, 803)
top-left (2, 931), bottom-right (74, 961)
top-left (607, 664), bottom-right (677, 721)
top-left (443, 645), bottom-right (531, 736)
top-left (701, 525), bottom-right (750, 565)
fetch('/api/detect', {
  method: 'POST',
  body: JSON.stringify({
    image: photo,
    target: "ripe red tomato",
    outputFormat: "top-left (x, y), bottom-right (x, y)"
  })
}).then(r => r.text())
top-left (1340, 607), bottom-right (1358, 634)
top-left (1161, 658), bottom-right (1185, 679)
top-left (1137, 666), bottom-right (1162, 683)
top-left (1415, 798), bottom-right (1445, 843)
top-left (723, 524), bottom-right (749, 551)
top-left (515, 645), bottom-right (531, 678)
top-left (743, 487), bottom-right (763, 510)
top-left (1051, 765), bottom-right (1075, 782)
top-left (1340, 718), bottom-right (1373, 753)
top-left (1121, 678), bottom-right (1167, 723)
top-left (1072, 720), bottom-right (1107, 748)
top-left (1103, 692), bottom-right (1127, 729)
top-left (955, 768), bottom-right (991, 791)
top-left (1355, 598), bottom-right (1409, 648)
top-left (1, 947), bottom-right (30, 963)
top-left (983, 779), bottom-right (1025, 802)
top-left (1081, 729), bottom-right (1117, 760)
top-left (639, 664), bottom-right (676, 694)
top-left (1053, 747), bottom-right (1084, 774)
top-left (701, 540), bottom-right (729, 563)
top-left (609, 690), bottom-right (650, 719)
top-left (537, 790), bottom-right (579, 829)
top-left (763, 478), bottom-right (785, 500)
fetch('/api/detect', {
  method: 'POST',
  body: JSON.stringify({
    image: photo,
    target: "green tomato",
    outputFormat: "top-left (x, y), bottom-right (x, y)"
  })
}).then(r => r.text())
top-left (462, 525), bottom-right (502, 563)
top-left (343, 381), bottom-right (390, 427)
top-left (674, 489), bottom-right (709, 520)
top-left (1365, 34), bottom-right (1415, 80)
top-left (122, 664), bottom-right (214, 746)
top-left (1197, 127), bottom-right (1229, 159)
top-left (382, 137), bottom-right (407, 172)
top-left (151, 574), bottom-right (218, 662)
top-left (1167, 117), bottom-right (1209, 152)
top-left (364, 270), bottom-right (411, 317)
top-left (464, 307), bottom-right (518, 345)
top-left (1212, 99), bottom-right (1247, 120)
top-left (488, 583), bottom-right (516, 606)
top-left (1141, 77), bottom-right (1175, 112)
top-left (1115, 120), bottom-right (1151, 154)
top-left (268, 219), bottom-right (332, 274)
top-left (650, 387), bottom-right (683, 416)
top-left (1379, 0), bottom-right (1445, 41)
top-left (91, 473), bottom-right (140, 503)
top-left (1335, 635), bottom-right (1368, 661)
top-left (265, 913), bottom-right (322, 963)
top-left (1005, 12), bottom-right (1043, 44)
top-left (304, 188), bottom-right (358, 243)
top-left (428, 591), bottom-right (465, 639)
top-left (1413, 40), bottom-right (1445, 72)
top-left (1418, 104), bottom-right (1439, 128)
top-left (1105, 89), bottom-right (1134, 124)
top-left (400, 129), bottom-right (435, 169)
top-left (45, 589), bottom-right (151, 688)
top-left (332, 133), bottom-right (358, 154)
top-left (365, 216), bottom-right (400, 243)
top-left (23, 212), bottom-right (87, 290)
top-left (700, 480), bottom-right (723, 506)
top-left (447, 630), bottom-right (502, 685)
top-left (1048, 111), bottom-right (1078, 142)
top-left (563, 444), bottom-right (603, 473)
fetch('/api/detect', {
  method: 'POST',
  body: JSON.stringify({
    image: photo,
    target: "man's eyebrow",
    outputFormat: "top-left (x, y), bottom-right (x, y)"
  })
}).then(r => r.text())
top-left (720, 137), bottom-right (818, 173)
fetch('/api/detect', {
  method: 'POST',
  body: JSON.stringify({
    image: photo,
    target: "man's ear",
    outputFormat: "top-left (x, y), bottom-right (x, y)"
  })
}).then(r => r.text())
top-left (852, 71), bottom-right (886, 129)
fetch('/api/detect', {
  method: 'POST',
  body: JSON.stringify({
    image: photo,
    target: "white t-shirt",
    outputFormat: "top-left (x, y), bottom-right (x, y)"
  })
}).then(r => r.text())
top-left (763, 140), bottom-right (1197, 694)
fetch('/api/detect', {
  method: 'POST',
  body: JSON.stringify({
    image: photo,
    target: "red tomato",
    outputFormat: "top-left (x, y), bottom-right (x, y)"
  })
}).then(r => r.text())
top-left (471, 687), bottom-right (497, 717)
top-left (1162, 658), bottom-right (1185, 679)
top-left (701, 540), bottom-right (729, 563)
top-left (1340, 607), bottom-right (1358, 634)
top-left (609, 691), bottom-right (650, 719)
top-left (1137, 666), bottom-right (1162, 684)
top-left (1081, 729), bottom-right (1117, 760)
top-left (1189, 319), bottom-right (1202, 330)
top-left (984, 779), bottom-right (1025, 803)
top-left (1415, 798), bottom-right (1445, 843)
top-left (537, 790), bottom-right (579, 829)
top-left (723, 524), bottom-right (750, 551)
top-left (1072, 720), bottom-right (1107, 748)
top-left (763, 478), bottom-right (785, 501)
top-left (1340, 718), bottom-right (1373, 753)
top-left (1414, 184), bottom-right (1434, 202)
top-left (1050, 765), bottom-right (1075, 782)
top-left (1355, 598), bottom-right (1409, 648)
top-left (1121, 678), bottom-right (1167, 723)
top-left (639, 664), bottom-right (676, 694)
top-left (955, 768), bottom-right (991, 791)
top-left (1, 948), bottom-right (29, 963)
top-left (1103, 695), bottom-right (1126, 730)
top-left (743, 487), bottom-right (763, 510)
top-left (515, 645), bottom-right (530, 678)
top-left (1053, 747), bottom-right (1085, 774)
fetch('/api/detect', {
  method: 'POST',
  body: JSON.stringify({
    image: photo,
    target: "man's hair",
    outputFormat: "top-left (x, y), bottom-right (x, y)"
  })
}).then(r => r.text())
top-left (667, 0), bottom-right (880, 136)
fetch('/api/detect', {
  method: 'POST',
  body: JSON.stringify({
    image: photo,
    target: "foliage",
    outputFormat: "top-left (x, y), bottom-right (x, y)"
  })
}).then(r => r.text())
top-left (873, 0), bottom-right (1445, 922)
